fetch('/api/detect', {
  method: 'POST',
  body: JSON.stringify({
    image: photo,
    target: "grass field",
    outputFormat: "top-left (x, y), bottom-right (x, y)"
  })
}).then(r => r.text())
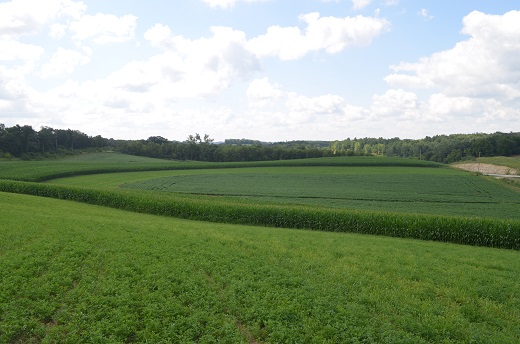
top-left (1, 192), bottom-right (519, 343)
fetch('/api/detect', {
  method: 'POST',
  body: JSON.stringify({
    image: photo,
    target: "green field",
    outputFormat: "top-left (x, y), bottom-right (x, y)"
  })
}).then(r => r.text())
top-left (0, 153), bottom-right (439, 182)
top-left (49, 164), bottom-right (520, 219)
top-left (1, 153), bottom-right (520, 342)
top-left (1, 192), bottom-right (519, 343)
top-left (120, 167), bottom-right (520, 219)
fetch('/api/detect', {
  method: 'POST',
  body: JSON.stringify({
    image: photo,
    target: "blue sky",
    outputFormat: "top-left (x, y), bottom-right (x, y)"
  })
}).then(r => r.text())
top-left (1, 0), bottom-right (519, 141)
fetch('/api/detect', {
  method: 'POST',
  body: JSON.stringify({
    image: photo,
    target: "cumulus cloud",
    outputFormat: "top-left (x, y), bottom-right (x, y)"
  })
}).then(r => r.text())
top-left (40, 48), bottom-right (91, 78)
top-left (0, 0), bottom-right (85, 36)
top-left (352, 0), bottom-right (372, 10)
top-left (142, 25), bottom-right (260, 98)
top-left (418, 9), bottom-right (433, 20)
top-left (371, 88), bottom-right (419, 118)
top-left (200, 0), bottom-right (270, 9)
top-left (0, 38), bottom-right (44, 61)
top-left (386, 10), bottom-right (520, 101)
top-left (69, 13), bottom-right (137, 44)
top-left (247, 77), bottom-right (283, 107)
top-left (245, 78), bottom-right (369, 133)
top-left (247, 12), bottom-right (390, 60)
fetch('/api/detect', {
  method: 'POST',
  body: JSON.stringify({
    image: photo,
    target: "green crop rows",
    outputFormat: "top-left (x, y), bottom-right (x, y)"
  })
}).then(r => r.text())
top-left (0, 153), bottom-right (440, 182)
top-left (1, 153), bottom-right (520, 249)
top-left (121, 167), bottom-right (520, 219)
top-left (1, 178), bottom-right (519, 250)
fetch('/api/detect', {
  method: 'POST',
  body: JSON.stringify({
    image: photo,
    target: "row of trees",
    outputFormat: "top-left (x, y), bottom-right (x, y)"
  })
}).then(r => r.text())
top-left (2, 123), bottom-right (519, 163)
top-left (117, 135), bottom-right (334, 162)
top-left (329, 132), bottom-right (520, 163)
top-left (0, 124), bottom-right (110, 158)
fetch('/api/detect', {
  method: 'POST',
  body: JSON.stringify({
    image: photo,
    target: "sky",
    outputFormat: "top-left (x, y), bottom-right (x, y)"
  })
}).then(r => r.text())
top-left (1, 0), bottom-right (519, 142)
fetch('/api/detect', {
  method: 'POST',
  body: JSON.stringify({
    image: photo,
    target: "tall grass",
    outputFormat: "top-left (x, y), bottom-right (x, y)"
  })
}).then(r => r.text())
top-left (1, 180), bottom-right (518, 250)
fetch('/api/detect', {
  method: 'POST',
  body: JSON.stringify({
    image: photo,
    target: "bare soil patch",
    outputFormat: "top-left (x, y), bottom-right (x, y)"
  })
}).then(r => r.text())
top-left (453, 163), bottom-right (518, 175)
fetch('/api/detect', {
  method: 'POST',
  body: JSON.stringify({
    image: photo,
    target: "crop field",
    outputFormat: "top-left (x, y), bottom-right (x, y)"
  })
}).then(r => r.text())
top-left (0, 153), bottom-right (439, 182)
top-left (1, 153), bottom-right (520, 342)
top-left (1, 153), bottom-right (520, 249)
top-left (1, 192), bottom-right (519, 343)
top-left (118, 167), bottom-right (520, 219)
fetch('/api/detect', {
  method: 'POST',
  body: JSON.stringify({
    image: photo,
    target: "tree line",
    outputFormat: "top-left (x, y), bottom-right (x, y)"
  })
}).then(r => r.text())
top-left (0, 124), bottom-right (110, 159)
top-left (1, 123), bottom-right (519, 163)
top-left (329, 132), bottom-right (520, 163)
top-left (117, 136), bottom-right (333, 162)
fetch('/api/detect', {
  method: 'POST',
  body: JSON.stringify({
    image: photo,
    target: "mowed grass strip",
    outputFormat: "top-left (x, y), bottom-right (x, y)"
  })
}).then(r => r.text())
top-left (1, 192), bottom-right (519, 343)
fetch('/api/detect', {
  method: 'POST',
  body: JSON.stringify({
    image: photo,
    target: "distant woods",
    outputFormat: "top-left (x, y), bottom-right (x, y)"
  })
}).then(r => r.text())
top-left (329, 133), bottom-right (520, 163)
top-left (1, 123), bottom-right (519, 163)
top-left (0, 124), bottom-right (110, 159)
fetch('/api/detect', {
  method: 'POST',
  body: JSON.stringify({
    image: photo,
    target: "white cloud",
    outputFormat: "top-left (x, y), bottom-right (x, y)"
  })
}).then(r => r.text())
top-left (418, 9), bottom-right (433, 20)
top-left (245, 78), bottom-right (369, 130)
top-left (286, 93), bottom-right (346, 117)
top-left (69, 13), bottom-right (137, 44)
top-left (40, 48), bottom-right (91, 78)
top-left (386, 10), bottom-right (520, 101)
top-left (142, 25), bottom-right (260, 98)
top-left (352, 0), bottom-right (372, 10)
top-left (372, 88), bottom-right (418, 118)
top-left (0, 38), bottom-right (44, 61)
top-left (247, 12), bottom-right (390, 60)
top-left (143, 24), bottom-right (173, 49)
top-left (247, 78), bottom-right (283, 107)
top-left (0, 0), bottom-right (85, 36)
top-left (201, 0), bottom-right (270, 9)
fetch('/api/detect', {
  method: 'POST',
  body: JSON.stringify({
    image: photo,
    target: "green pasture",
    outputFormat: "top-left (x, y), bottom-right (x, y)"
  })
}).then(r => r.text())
top-left (1, 192), bottom-right (519, 343)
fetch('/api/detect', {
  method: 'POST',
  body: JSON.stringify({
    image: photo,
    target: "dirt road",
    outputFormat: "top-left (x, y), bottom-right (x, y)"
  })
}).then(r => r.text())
top-left (453, 163), bottom-right (518, 176)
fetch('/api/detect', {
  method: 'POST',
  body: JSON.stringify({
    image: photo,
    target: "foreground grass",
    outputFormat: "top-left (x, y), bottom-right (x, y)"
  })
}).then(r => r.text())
top-left (1, 192), bottom-right (520, 343)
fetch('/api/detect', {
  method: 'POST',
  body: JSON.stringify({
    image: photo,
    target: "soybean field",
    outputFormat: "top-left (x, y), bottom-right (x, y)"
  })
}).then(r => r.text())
top-left (119, 166), bottom-right (520, 219)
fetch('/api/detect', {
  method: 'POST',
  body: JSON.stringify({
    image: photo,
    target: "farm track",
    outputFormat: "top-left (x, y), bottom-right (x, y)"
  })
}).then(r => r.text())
top-left (453, 162), bottom-right (519, 175)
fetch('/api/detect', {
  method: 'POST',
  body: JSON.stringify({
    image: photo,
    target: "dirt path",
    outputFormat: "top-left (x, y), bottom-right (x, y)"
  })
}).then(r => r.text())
top-left (453, 163), bottom-right (518, 175)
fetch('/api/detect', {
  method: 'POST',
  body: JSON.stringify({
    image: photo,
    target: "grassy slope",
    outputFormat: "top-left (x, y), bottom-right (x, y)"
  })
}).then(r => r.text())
top-left (477, 156), bottom-right (520, 171)
top-left (1, 192), bottom-right (519, 343)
